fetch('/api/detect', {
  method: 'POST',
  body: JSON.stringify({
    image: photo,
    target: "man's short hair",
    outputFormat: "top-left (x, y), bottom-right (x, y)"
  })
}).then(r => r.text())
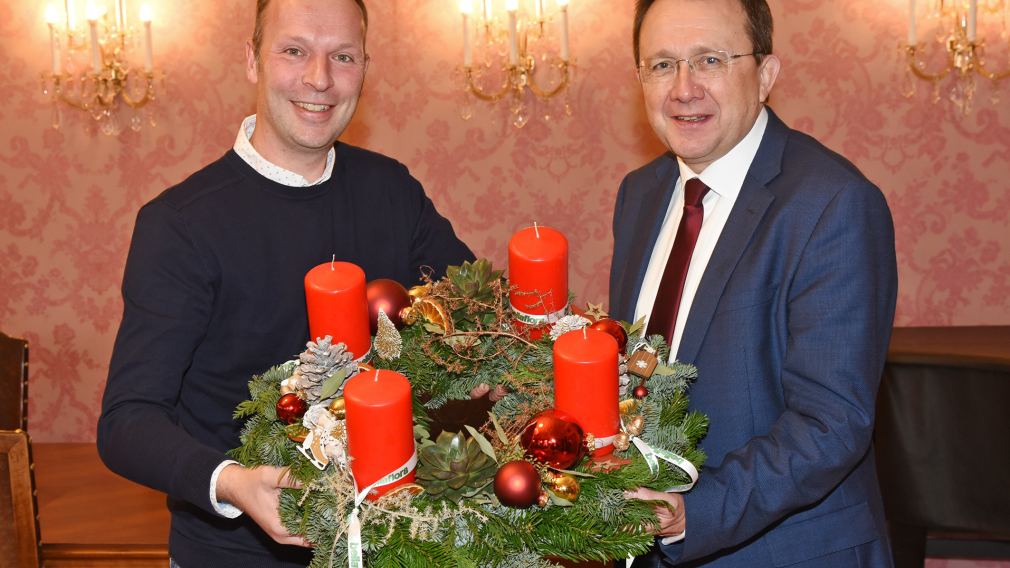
top-left (252, 0), bottom-right (369, 58)
top-left (632, 0), bottom-right (773, 64)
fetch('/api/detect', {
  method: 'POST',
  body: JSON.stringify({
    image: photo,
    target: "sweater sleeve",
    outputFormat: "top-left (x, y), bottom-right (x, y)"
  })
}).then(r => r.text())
top-left (97, 199), bottom-right (228, 515)
top-left (403, 171), bottom-right (475, 279)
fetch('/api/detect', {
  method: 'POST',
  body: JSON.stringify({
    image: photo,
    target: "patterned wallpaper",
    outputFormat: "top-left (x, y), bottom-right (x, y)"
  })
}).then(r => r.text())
top-left (1, 0), bottom-right (1008, 448)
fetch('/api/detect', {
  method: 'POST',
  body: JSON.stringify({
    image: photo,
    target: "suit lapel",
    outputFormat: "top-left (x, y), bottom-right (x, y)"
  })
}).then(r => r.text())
top-left (614, 156), bottom-right (680, 321)
top-left (675, 110), bottom-right (790, 363)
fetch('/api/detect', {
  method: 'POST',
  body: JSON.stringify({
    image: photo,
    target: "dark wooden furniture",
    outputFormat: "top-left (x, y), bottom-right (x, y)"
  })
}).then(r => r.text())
top-left (876, 326), bottom-right (1010, 567)
top-left (0, 332), bottom-right (29, 431)
top-left (34, 443), bottom-right (169, 567)
top-left (1, 429), bottom-right (41, 568)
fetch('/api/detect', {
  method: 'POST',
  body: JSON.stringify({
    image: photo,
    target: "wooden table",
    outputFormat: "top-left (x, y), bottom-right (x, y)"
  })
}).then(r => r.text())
top-left (34, 443), bottom-right (169, 567)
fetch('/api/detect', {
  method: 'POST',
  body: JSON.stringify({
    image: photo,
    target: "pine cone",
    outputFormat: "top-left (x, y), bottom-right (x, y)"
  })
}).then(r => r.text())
top-left (416, 431), bottom-right (497, 502)
top-left (291, 336), bottom-right (357, 405)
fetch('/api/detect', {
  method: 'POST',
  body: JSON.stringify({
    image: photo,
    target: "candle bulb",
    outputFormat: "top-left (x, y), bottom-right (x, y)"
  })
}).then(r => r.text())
top-left (87, 4), bottom-right (101, 74)
top-left (461, 0), bottom-right (473, 67)
top-left (303, 260), bottom-right (371, 359)
top-left (66, 0), bottom-right (76, 32)
top-left (344, 369), bottom-right (417, 500)
top-left (553, 328), bottom-right (620, 456)
top-left (140, 4), bottom-right (153, 72)
top-left (483, 0), bottom-right (492, 22)
top-left (967, 0), bottom-right (977, 42)
top-left (907, 0), bottom-right (916, 46)
top-left (507, 1), bottom-right (519, 66)
top-left (508, 224), bottom-right (569, 320)
top-left (535, 0), bottom-right (543, 21)
top-left (557, 0), bottom-right (570, 61)
top-left (46, 5), bottom-right (61, 75)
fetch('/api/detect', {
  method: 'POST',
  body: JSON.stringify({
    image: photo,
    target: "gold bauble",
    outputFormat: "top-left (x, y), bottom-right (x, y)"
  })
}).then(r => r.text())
top-left (327, 396), bottom-right (347, 419)
top-left (626, 415), bottom-right (645, 437)
top-left (551, 473), bottom-right (581, 501)
top-left (619, 398), bottom-right (639, 416)
top-left (613, 432), bottom-right (631, 452)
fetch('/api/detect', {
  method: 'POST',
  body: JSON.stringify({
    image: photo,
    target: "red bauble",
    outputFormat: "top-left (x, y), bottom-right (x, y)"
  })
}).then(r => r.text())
top-left (633, 384), bottom-right (649, 399)
top-left (589, 318), bottom-right (629, 354)
top-left (366, 279), bottom-right (411, 334)
top-left (494, 460), bottom-right (542, 509)
top-left (276, 393), bottom-right (308, 424)
top-left (519, 409), bottom-right (587, 469)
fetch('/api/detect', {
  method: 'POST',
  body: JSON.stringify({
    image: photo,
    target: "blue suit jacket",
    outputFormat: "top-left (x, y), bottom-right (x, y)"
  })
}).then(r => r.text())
top-left (610, 110), bottom-right (897, 567)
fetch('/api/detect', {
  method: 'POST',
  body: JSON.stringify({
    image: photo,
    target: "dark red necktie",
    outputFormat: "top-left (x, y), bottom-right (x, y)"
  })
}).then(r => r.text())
top-left (647, 178), bottom-right (710, 345)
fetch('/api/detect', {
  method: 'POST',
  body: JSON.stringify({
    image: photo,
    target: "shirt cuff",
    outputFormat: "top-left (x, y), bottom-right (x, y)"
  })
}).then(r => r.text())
top-left (209, 460), bottom-right (243, 518)
top-left (660, 531), bottom-right (686, 545)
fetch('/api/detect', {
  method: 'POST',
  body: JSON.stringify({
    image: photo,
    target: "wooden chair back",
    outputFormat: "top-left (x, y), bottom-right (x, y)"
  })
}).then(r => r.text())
top-left (0, 429), bottom-right (41, 568)
top-left (0, 333), bottom-right (29, 431)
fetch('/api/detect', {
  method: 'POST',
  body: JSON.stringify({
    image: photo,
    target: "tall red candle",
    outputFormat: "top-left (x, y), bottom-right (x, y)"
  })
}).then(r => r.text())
top-left (508, 225), bottom-right (568, 317)
top-left (344, 369), bottom-right (417, 500)
top-left (304, 260), bottom-right (371, 358)
top-left (553, 328), bottom-right (620, 456)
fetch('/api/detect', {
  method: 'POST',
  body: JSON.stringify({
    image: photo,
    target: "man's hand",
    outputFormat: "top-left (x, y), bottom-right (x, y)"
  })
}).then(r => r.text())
top-left (469, 383), bottom-right (509, 401)
top-left (216, 464), bottom-right (311, 547)
top-left (625, 488), bottom-right (686, 538)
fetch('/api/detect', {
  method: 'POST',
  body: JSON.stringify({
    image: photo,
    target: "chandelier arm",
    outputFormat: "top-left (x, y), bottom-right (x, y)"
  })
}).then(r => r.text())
top-left (464, 66), bottom-right (514, 102)
top-left (119, 74), bottom-right (155, 109)
top-left (975, 62), bottom-right (1010, 81)
top-left (905, 46), bottom-right (955, 82)
top-left (52, 75), bottom-right (96, 111)
top-left (525, 62), bottom-right (570, 99)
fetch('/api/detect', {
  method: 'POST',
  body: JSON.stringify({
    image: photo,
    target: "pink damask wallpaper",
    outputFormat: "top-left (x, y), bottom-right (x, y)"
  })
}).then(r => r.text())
top-left (1, 0), bottom-right (1009, 452)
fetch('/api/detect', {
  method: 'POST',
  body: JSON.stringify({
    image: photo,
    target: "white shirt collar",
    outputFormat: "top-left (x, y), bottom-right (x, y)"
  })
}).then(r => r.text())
top-left (676, 107), bottom-right (769, 197)
top-left (232, 114), bottom-right (336, 187)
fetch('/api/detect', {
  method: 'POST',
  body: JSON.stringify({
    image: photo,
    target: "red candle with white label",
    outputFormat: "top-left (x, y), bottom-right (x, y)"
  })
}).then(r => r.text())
top-left (553, 328), bottom-right (620, 456)
top-left (508, 224), bottom-right (568, 317)
top-left (344, 369), bottom-right (416, 500)
top-left (304, 260), bottom-right (371, 358)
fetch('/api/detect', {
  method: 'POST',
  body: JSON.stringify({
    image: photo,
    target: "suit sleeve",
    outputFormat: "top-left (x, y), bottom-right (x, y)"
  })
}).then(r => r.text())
top-left (663, 180), bottom-right (898, 561)
top-left (97, 201), bottom-right (227, 515)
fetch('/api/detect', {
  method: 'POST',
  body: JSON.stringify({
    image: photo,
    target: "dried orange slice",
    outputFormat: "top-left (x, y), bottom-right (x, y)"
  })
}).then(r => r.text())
top-left (406, 298), bottom-right (454, 335)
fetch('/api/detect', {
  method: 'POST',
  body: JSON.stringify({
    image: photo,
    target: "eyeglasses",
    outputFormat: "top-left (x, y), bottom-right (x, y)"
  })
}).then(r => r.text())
top-left (638, 51), bottom-right (761, 83)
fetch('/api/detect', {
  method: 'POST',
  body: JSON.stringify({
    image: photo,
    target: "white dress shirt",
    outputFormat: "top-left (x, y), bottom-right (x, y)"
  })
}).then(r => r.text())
top-left (634, 108), bottom-right (769, 361)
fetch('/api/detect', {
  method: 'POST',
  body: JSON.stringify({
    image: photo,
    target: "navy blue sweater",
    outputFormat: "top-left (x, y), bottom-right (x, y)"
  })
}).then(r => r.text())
top-left (98, 145), bottom-right (473, 567)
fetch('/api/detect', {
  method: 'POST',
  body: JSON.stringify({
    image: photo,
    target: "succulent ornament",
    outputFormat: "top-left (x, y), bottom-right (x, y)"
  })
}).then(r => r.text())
top-left (416, 431), bottom-right (497, 502)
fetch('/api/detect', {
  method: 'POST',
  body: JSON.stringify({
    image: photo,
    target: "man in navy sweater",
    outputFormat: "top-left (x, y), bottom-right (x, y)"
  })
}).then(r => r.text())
top-left (97, 0), bottom-right (473, 565)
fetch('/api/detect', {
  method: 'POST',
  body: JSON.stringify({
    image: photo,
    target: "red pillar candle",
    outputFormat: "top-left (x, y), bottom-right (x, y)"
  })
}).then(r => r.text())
top-left (304, 260), bottom-right (371, 358)
top-left (553, 328), bottom-right (620, 456)
top-left (344, 369), bottom-right (417, 500)
top-left (508, 224), bottom-right (568, 318)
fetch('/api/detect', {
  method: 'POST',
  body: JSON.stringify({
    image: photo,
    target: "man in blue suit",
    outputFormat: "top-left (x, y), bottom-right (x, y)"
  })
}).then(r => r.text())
top-left (613, 0), bottom-right (897, 566)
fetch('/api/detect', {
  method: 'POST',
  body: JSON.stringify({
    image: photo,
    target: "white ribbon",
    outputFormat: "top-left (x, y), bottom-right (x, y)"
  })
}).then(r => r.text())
top-left (510, 302), bottom-right (570, 325)
top-left (628, 436), bottom-right (698, 550)
top-left (346, 449), bottom-right (418, 568)
top-left (593, 433), bottom-right (617, 449)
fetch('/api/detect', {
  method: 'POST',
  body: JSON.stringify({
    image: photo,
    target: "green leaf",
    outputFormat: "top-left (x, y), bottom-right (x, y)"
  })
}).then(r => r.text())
top-left (488, 412), bottom-right (509, 445)
top-left (654, 365), bottom-right (675, 376)
top-left (626, 315), bottom-right (646, 336)
top-left (318, 368), bottom-right (348, 401)
top-left (464, 425), bottom-right (498, 464)
top-left (553, 467), bottom-right (596, 479)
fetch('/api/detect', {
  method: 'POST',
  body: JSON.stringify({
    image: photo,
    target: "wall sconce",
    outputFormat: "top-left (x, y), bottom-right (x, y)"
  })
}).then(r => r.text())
top-left (458, 0), bottom-right (573, 128)
top-left (41, 1), bottom-right (160, 135)
top-left (903, 0), bottom-right (1010, 114)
